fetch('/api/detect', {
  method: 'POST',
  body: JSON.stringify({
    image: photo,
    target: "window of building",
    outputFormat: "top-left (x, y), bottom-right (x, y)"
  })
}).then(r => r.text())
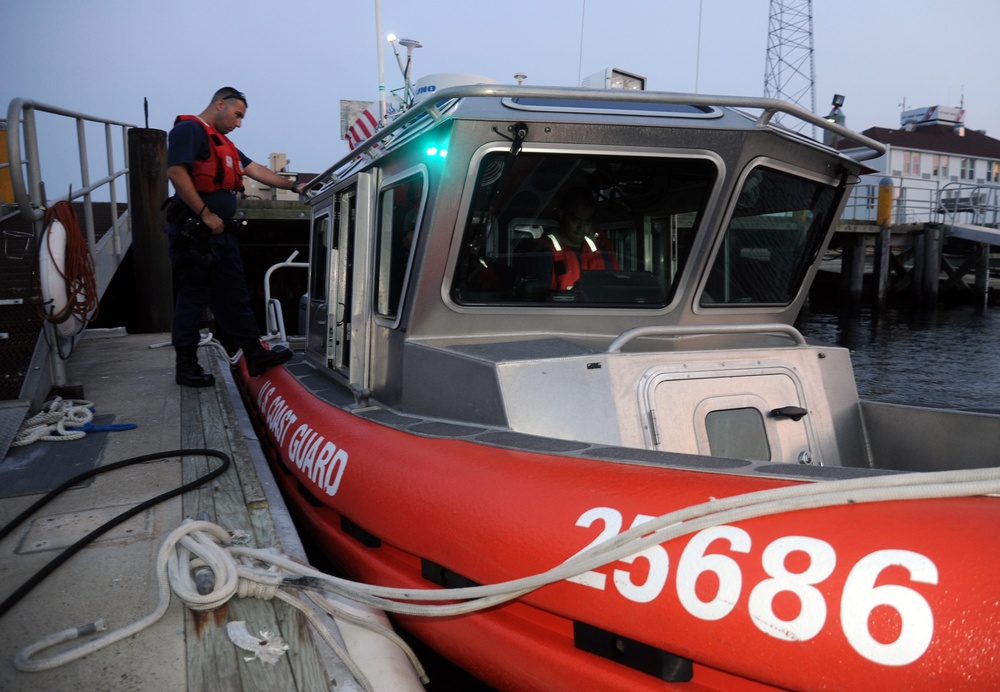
top-left (960, 158), bottom-right (976, 180)
top-left (933, 155), bottom-right (950, 178)
top-left (988, 161), bottom-right (1000, 183)
top-left (903, 151), bottom-right (921, 177)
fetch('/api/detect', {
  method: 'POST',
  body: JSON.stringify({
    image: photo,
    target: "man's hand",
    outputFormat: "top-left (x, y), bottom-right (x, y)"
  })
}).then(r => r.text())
top-left (200, 208), bottom-right (225, 234)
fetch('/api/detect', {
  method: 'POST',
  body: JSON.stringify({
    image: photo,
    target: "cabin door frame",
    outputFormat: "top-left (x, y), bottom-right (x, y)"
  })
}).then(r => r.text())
top-left (304, 171), bottom-right (376, 400)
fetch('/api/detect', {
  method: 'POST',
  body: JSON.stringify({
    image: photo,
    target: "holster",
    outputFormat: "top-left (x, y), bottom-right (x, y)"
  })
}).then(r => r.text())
top-left (172, 222), bottom-right (215, 287)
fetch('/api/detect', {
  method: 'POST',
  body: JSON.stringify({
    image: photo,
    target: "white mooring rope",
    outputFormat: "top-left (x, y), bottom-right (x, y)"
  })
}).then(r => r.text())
top-left (11, 397), bottom-right (93, 446)
top-left (15, 467), bottom-right (1000, 685)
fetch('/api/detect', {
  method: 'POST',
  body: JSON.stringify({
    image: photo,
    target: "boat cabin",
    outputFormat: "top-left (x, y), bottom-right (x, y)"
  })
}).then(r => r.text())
top-left (297, 85), bottom-right (889, 470)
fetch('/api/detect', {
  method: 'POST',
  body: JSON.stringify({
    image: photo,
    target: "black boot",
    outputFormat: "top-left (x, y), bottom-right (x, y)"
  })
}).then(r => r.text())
top-left (243, 340), bottom-right (293, 377)
top-left (176, 347), bottom-right (215, 387)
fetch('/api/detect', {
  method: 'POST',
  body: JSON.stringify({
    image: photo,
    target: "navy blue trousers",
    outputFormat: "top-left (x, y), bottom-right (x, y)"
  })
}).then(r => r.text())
top-left (167, 226), bottom-right (259, 350)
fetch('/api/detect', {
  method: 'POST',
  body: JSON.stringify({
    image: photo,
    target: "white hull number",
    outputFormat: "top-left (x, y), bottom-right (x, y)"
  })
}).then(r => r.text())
top-left (567, 507), bottom-right (937, 666)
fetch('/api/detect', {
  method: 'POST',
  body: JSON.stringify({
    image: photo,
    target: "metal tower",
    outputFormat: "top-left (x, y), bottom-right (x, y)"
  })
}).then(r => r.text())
top-left (763, 0), bottom-right (816, 135)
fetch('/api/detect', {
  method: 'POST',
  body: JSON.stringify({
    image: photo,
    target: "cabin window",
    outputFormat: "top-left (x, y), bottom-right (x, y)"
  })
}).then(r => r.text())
top-left (701, 167), bottom-right (838, 307)
top-left (705, 408), bottom-right (770, 461)
top-left (450, 151), bottom-right (716, 307)
top-left (309, 214), bottom-right (331, 303)
top-left (375, 173), bottom-right (425, 320)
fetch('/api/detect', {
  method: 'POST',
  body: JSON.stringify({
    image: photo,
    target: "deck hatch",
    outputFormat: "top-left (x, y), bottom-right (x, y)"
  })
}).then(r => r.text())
top-left (640, 364), bottom-right (815, 465)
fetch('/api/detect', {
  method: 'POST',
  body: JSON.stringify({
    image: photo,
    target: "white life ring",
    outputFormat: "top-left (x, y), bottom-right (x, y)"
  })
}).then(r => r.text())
top-left (38, 219), bottom-right (87, 337)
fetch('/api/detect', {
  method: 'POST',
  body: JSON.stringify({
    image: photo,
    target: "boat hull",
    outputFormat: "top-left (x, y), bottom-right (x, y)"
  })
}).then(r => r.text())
top-left (237, 361), bottom-right (1000, 691)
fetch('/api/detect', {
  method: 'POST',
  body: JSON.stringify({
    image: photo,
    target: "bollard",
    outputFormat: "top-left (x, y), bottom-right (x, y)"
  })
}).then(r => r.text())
top-left (876, 177), bottom-right (893, 227)
top-left (873, 177), bottom-right (893, 310)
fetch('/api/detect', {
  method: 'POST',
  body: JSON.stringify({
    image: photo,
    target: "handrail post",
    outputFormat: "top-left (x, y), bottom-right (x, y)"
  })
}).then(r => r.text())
top-left (22, 106), bottom-right (44, 224)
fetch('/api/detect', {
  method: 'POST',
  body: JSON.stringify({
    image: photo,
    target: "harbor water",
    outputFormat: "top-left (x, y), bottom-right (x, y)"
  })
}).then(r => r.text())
top-left (796, 304), bottom-right (1000, 410)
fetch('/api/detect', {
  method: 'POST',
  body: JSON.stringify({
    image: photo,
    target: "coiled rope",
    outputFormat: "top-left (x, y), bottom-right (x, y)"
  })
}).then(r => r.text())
top-left (37, 201), bottom-right (99, 331)
top-left (12, 397), bottom-right (94, 446)
top-left (11, 397), bottom-right (136, 447)
top-left (14, 519), bottom-right (428, 691)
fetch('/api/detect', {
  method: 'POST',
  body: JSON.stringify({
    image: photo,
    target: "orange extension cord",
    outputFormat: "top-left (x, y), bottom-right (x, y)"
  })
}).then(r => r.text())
top-left (38, 201), bottom-right (99, 330)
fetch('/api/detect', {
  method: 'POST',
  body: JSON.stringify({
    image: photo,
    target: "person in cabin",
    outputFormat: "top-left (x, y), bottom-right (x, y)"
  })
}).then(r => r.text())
top-left (165, 87), bottom-right (302, 387)
top-left (523, 186), bottom-right (619, 293)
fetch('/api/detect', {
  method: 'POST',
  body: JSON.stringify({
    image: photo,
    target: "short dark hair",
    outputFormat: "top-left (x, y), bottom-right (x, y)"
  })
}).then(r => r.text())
top-left (212, 87), bottom-right (247, 106)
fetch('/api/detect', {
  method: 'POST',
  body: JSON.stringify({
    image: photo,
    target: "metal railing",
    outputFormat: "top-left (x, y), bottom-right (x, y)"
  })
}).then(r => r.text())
top-left (4, 98), bottom-right (136, 262)
top-left (3, 97), bottom-right (138, 408)
top-left (842, 173), bottom-right (1000, 228)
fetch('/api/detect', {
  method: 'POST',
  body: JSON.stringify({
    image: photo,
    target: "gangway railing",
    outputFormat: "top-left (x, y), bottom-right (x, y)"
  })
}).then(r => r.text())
top-left (936, 181), bottom-right (1000, 230)
top-left (4, 98), bottom-right (136, 266)
top-left (841, 174), bottom-right (1000, 231)
top-left (2, 97), bottom-right (137, 409)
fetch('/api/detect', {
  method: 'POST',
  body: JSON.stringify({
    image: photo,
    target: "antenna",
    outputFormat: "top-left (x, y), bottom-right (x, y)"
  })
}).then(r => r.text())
top-left (388, 35), bottom-right (423, 105)
top-left (763, 0), bottom-right (817, 137)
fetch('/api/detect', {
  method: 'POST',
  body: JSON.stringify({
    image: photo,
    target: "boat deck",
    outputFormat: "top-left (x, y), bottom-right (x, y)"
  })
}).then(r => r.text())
top-left (0, 330), bottom-right (346, 691)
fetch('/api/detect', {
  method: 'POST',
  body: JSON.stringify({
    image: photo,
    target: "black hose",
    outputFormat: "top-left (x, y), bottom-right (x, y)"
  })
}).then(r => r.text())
top-left (0, 448), bottom-right (230, 620)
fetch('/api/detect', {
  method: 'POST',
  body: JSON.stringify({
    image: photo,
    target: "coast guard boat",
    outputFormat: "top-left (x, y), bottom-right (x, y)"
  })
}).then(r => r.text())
top-left (236, 80), bottom-right (1000, 690)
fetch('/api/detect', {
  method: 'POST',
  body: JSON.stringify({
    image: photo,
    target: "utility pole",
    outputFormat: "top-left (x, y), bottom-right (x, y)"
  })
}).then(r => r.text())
top-left (763, 0), bottom-right (817, 137)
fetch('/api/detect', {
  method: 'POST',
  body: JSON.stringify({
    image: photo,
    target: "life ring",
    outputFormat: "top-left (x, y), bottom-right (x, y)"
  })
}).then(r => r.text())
top-left (38, 218), bottom-right (87, 337)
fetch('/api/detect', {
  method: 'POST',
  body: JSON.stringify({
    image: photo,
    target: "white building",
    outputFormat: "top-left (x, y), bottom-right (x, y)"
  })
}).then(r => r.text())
top-left (242, 153), bottom-right (301, 201)
top-left (840, 106), bottom-right (1000, 225)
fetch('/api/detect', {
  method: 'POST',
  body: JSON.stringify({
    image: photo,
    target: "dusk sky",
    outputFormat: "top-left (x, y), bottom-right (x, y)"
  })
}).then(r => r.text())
top-left (4, 0), bottom-right (1000, 188)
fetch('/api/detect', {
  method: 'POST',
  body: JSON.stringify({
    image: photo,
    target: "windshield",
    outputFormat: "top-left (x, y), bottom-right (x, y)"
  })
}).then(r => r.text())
top-left (450, 151), bottom-right (717, 307)
top-left (701, 167), bottom-right (840, 306)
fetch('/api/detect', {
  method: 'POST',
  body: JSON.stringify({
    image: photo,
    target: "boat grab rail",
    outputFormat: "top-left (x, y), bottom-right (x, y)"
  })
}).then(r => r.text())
top-left (307, 86), bottom-right (886, 192)
top-left (607, 323), bottom-right (806, 353)
top-left (264, 251), bottom-right (308, 340)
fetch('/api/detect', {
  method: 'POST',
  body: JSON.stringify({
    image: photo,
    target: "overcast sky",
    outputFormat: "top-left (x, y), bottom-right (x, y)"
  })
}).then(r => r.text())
top-left (4, 0), bottom-right (1000, 185)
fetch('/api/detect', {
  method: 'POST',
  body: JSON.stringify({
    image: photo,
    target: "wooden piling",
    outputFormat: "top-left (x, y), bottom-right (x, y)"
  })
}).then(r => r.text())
top-left (975, 242), bottom-right (990, 309)
top-left (840, 234), bottom-right (866, 305)
top-left (922, 224), bottom-right (941, 306)
top-left (127, 128), bottom-right (174, 333)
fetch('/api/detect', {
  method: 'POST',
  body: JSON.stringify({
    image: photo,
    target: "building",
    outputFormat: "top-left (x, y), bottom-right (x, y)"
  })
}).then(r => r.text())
top-left (242, 152), bottom-right (301, 201)
top-left (840, 106), bottom-right (1000, 226)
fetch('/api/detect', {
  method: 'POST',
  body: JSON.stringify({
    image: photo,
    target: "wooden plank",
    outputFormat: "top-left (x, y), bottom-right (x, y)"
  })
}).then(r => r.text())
top-left (272, 596), bottom-right (337, 691)
top-left (180, 381), bottom-right (243, 691)
top-left (212, 369), bottom-right (268, 507)
top-left (227, 597), bottom-right (301, 692)
top-left (177, 354), bottom-right (332, 691)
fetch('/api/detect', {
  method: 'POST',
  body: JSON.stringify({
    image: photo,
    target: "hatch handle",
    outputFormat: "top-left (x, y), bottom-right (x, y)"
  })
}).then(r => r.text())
top-left (771, 406), bottom-right (808, 421)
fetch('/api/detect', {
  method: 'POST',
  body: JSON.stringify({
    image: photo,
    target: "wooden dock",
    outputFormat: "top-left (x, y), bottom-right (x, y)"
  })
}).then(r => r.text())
top-left (825, 220), bottom-right (997, 307)
top-left (0, 330), bottom-right (359, 691)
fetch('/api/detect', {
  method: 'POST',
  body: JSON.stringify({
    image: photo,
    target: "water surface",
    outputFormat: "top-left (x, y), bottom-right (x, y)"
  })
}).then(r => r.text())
top-left (796, 305), bottom-right (1000, 410)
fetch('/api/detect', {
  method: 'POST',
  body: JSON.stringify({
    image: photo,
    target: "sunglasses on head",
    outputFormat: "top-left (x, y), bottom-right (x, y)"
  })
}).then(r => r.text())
top-left (222, 90), bottom-right (247, 105)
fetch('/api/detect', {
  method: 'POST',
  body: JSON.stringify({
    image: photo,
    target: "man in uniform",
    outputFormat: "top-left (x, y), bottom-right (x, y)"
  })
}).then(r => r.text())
top-left (166, 87), bottom-right (302, 387)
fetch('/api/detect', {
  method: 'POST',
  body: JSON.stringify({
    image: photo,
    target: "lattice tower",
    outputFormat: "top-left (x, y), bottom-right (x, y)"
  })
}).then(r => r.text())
top-left (763, 0), bottom-right (817, 136)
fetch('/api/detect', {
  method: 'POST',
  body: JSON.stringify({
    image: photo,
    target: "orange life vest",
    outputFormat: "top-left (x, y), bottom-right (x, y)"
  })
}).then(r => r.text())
top-left (544, 234), bottom-right (618, 290)
top-left (174, 115), bottom-right (245, 193)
